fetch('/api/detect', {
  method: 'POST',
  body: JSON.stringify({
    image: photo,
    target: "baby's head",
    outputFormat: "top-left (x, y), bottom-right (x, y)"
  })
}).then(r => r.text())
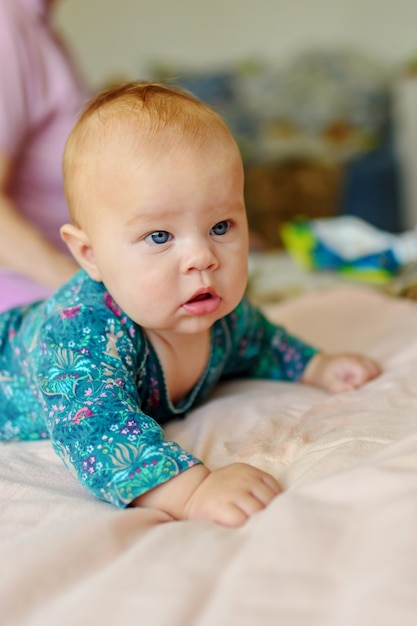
top-left (61, 81), bottom-right (249, 334)
top-left (63, 82), bottom-right (238, 227)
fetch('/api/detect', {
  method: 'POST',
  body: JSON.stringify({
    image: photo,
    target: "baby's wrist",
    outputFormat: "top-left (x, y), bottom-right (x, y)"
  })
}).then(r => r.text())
top-left (132, 463), bottom-right (210, 519)
top-left (301, 352), bottom-right (324, 386)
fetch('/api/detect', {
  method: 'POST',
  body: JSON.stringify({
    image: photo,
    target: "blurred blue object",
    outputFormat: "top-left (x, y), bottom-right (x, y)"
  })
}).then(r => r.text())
top-left (339, 125), bottom-right (404, 233)
top-left (173, 70), bottom-right (237, 108)
top-left (152, 49), bottom-right (391, 166)
top-left (281, 215), bottom-right (417, 284)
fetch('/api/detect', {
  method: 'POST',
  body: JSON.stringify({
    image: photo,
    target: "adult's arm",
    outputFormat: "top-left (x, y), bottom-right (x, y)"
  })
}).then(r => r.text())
top-left (0, 148), bottom-right (78, 287)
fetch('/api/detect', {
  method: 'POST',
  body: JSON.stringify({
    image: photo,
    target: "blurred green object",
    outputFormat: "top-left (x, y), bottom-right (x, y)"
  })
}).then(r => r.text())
top-left (280, 217), bottom-right (417, 284)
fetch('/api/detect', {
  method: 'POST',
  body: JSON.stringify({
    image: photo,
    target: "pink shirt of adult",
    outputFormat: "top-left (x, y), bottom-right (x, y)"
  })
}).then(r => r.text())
top-left (0, 0), bottom-right (88, 311)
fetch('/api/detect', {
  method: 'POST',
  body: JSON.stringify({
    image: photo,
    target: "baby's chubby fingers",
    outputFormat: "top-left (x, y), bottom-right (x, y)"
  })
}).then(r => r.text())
top-left (303, 352), bottom-right (382, 393)
top-left (340, 354), bottom-right (382, 388)
top-left (216, 468), bottom-right (282, 526)
top-left (359, 355), bottom-right (382, 380)
top-left (184, 463), bottom-right (282, 527)
top-left (250, 472), bottom-right (282, 506)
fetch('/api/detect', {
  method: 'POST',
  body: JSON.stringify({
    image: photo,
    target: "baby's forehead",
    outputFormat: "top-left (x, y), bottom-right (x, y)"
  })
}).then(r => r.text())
top-left (75, 117), bottom-right (233, 182)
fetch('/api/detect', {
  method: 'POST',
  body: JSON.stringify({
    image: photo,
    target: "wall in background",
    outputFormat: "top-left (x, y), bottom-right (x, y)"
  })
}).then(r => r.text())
top-left (54, 0), bottom-right (417, 89)
top-left (54, 0), bottom-right (417, 232)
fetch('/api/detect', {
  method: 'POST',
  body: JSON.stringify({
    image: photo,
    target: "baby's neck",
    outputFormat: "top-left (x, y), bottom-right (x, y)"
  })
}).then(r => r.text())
top-left (146, 330), bottom-right (211, 405)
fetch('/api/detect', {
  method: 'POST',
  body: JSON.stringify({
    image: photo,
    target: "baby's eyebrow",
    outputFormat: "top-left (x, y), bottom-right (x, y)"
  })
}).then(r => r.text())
top-left (125, 209), bottom-right (171, 226)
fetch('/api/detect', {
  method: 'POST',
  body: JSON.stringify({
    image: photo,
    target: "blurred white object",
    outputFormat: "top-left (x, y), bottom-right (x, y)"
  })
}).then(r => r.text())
top-left (313, 216), bottom-right (417, 264)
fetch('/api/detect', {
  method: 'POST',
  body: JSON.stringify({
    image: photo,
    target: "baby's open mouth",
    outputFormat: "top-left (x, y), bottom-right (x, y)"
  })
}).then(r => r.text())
top-left (182, 289), bottom-right (220, 315)
top-left (188, 293), bottom-right (213, 303)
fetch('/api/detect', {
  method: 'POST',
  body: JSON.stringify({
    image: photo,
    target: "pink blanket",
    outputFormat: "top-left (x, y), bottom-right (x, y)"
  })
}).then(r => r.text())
top-left (2, 286), bottom-right (417, 626)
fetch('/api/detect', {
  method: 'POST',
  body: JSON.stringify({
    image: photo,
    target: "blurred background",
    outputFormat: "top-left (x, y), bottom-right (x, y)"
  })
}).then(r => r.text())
top-left (54, 0), bottom-right (417, 249)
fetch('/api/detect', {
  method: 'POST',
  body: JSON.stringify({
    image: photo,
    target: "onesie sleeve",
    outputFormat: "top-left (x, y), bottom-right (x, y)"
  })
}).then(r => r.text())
top-left (222, 297), bottom-right (319, 381)
top-left (33, 297), bottom-right (202, 508)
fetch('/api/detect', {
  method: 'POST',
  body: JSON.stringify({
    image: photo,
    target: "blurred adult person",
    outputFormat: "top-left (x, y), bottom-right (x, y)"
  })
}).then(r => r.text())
top-left (0, 0), bottom-right (89, 311)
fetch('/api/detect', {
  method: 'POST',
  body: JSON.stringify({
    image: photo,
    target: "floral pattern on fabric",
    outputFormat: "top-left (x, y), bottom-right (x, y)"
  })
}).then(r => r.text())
top-left (0, 270), bottom-right (318, 507)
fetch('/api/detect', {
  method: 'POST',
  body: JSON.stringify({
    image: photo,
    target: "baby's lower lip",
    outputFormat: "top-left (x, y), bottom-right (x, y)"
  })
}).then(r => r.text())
top-left (182, 294), bottom-right (221, 316)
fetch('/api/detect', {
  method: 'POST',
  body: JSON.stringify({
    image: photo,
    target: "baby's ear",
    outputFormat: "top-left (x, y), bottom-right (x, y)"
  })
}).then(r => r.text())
top-left (60, 224), bottom-right (102, 282)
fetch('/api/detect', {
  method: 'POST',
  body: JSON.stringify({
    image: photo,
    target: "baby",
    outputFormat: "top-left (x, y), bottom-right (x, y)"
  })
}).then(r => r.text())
top-left (0, 82), bottom-right (381, 527)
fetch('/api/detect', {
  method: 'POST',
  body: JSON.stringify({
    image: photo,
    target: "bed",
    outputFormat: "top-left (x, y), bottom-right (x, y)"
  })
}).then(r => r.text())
top-left (2, 276), bottom-right (417, 625)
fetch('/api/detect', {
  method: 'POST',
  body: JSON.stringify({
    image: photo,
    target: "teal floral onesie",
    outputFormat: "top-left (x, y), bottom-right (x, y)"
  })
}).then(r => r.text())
top-left (0, 270), bottom-right (318, 507)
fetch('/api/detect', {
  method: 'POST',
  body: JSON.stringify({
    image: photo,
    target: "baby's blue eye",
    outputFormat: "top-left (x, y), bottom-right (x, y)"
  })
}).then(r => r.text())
top-left (146, 231), bottom-right (171, 245)
top-left (211, 221), bottom-right (230, 236)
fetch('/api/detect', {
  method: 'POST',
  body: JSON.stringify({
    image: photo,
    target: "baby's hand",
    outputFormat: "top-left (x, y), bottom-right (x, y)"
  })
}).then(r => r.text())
top-left (134, 463), bottom-right (282, 527)
top-left (302, 352), bottom-right (381, 393)
top-left (184, 463), bottom-right (282, 527)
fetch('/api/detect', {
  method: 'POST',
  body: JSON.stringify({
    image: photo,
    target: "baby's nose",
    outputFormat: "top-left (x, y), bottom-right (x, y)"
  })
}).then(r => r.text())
top-left (181, 240), bottom-right (219, 273)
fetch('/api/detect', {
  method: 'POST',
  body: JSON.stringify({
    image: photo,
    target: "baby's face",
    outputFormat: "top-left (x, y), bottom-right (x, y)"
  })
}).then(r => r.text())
top-left (82, 128), bottom-right (249, 338)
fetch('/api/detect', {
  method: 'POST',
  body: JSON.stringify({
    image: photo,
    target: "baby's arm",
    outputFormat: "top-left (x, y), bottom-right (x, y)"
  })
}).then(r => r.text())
top-left (302, 352), bottom-right (381, 393)
top-left (36, 300), bottom-right (281, 521)
top-left (134, 462), bottom-right (282, 527)
top-left (225, 299), bottom-right (381, 392)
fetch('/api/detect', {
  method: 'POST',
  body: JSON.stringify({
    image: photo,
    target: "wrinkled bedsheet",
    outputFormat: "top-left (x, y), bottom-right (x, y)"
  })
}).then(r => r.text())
top-left (2, 286), bottom-right (417, 626)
